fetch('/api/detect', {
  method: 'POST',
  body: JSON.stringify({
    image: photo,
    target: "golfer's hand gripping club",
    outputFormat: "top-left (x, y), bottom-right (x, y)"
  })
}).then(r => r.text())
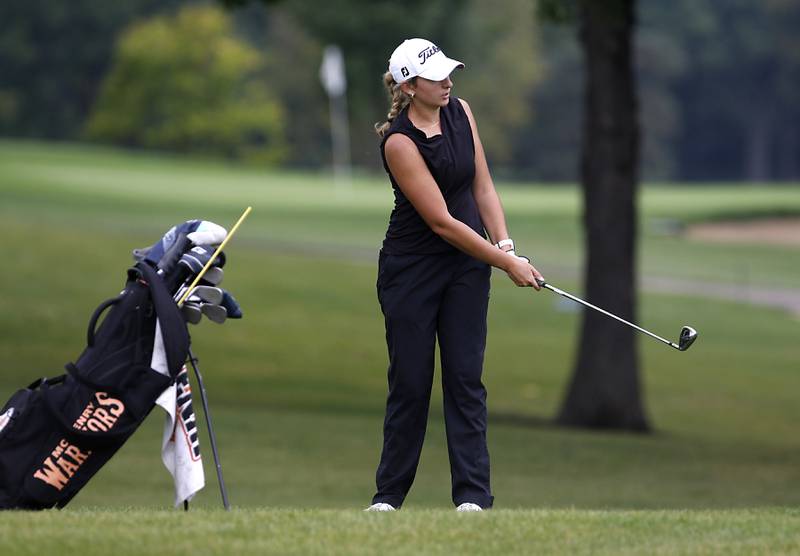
top-left (512, 254), bottom-right (543, 290)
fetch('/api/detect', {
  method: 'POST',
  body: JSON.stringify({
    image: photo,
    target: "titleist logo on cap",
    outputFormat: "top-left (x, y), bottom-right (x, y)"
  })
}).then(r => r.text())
top-left (418, 45), bottom-right (441, 64)
top-left (389, 38), bottom-right (463, 83)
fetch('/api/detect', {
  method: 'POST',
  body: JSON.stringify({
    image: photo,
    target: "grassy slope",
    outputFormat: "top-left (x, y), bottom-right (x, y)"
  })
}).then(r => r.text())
top-left (0, 141), bottom-right (799, 551)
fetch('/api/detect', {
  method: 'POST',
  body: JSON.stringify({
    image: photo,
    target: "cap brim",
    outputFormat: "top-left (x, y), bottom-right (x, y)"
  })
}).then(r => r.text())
top-left (418, 57), bottom-right (464, 81)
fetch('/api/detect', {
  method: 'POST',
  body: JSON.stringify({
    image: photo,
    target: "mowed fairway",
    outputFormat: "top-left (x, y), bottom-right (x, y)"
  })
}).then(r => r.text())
top-left (1, 508), bottom-right (799, 555)
top-left (1, 140), bottom-right (799, 553)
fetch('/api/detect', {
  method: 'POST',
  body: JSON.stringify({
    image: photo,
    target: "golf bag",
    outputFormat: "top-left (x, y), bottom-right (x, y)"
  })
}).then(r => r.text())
top-left (0, 262), bottom-right (189, 510)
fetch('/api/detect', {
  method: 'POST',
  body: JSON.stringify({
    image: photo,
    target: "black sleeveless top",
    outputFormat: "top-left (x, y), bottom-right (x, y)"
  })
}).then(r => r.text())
top-left (380, 97), bottom-right (485, 255)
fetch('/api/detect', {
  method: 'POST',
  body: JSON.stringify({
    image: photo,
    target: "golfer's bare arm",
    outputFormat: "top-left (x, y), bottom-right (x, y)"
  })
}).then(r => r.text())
top-left (383, 133), bottom-right (541, 289)
top-left (459, 99), bottom-right (511, 247)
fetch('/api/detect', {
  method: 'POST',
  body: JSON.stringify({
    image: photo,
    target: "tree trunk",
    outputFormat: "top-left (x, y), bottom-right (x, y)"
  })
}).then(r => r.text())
top-left (556, 0), bottom-right (649, 431)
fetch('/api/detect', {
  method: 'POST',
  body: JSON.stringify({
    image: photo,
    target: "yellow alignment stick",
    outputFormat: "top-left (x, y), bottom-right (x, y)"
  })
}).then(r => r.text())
top-left (177, 206), bottom-right (252, 307)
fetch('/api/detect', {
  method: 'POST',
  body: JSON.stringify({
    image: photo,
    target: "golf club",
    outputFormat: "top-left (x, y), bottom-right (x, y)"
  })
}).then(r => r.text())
top-left (535, 278), bottom-right (698, 351)
top-left (181, 302), bottom-right (202, 325)
top-left (200, 303), bottom-right (227, 324)
top-left (201, 266), bottom-right (224, 286)
top-left (176, 285), bottom-right (224, 306)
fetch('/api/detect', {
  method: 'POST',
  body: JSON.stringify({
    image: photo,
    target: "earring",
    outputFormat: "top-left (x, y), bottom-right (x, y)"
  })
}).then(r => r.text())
top-left (409, 92), bottom-right (415, 99)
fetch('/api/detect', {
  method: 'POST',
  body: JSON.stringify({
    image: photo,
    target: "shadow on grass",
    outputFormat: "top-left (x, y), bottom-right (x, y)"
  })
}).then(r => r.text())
top-left (489, 411), bottom-right (556, 429)
top-left (488, 410), bottom-right (671, 437)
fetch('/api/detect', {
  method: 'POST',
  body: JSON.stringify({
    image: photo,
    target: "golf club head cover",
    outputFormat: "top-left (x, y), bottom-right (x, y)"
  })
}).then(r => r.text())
top-left (132, 220), bottom-right (227, 269)
top-left (186, 221), bottom-right (227, 246)
top-left (220, 290), bottom-right (243, 319)
top-left (178, 245), bottom-right (226, 275)
top-left (133, 220), bottom-right (201, 266)
top-left (156, 233), bottom-right (192, 276)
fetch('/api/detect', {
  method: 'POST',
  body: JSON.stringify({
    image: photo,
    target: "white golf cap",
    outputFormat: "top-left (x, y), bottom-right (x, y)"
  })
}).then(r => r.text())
top-left (388, 38), bottom-right (464, 84)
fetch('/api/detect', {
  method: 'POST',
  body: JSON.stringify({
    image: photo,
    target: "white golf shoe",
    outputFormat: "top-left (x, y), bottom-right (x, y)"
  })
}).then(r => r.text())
top-left (456, 502), bottom-right (483, 512)
top-left (364, 502), bottom-right (396, 512)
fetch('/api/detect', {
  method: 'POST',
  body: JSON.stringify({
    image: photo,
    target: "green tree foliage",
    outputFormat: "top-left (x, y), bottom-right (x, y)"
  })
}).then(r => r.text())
top-left (513, 4), bottom-right (689, 182)
top-left (276, 0), bottom-right (467, 167)
top-left (85, 5), bottom-right (286, 164)
top-left (4, 0), bottom-right (796, 178)
top-left (212, 0), bottom-right (543, 170)
top-left (0, 0), bottom-right (183, 139)
top-left (642, 0), bottom-right (800, 180)
top-left (232, 4), bottom-right (329, 168)
top-left (636, 18), bottom-right (688, 180)
top-left (452, 0), bottom-right (542, 167)
top-left (250, 0), bottom-right (542, 170)
top-left (526, 0), bottom-right (800, 181)
top-left (508, 24), bottom-right (582, 181)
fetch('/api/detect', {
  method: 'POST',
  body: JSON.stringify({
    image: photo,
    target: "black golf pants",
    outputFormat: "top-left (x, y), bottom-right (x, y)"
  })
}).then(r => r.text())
top-left (372, 250), bottom-right (494, 509)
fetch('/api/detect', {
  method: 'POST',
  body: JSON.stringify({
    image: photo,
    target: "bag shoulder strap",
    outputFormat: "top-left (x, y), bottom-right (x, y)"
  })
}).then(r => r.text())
top-left (135, 262), bottom-right (189, 377)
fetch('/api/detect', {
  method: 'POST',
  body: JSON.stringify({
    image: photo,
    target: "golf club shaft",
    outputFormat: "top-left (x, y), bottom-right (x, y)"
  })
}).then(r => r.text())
top-left (540, 281), bottom-right (680, 350)
top-left (178, 206), bottom-right (251, 307)
top-left (187, 349), bottom-right (231, 510)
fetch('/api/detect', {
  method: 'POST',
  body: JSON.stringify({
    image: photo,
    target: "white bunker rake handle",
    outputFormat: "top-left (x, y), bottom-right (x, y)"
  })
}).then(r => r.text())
top-left (535, 278), bottom-right (697, 352)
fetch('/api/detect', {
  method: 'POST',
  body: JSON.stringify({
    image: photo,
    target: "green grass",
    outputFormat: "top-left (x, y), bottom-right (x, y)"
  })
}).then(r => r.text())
top-left (0, 140), bottom-right (799, 552)
top-left (1, 508), bottom-right (799, 555)
top-left (2, 139), bottom-right (798, 288)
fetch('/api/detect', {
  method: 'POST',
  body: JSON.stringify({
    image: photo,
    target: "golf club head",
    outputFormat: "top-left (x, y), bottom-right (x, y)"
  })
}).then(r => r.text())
top-left (191, 285), bottom-right (223, 305)
top-left (201, 266), bottom-right (224, 286)
top-left (678, 326), bottom-right (697, 351)
top-left (182, 302), bottom-right (202, 325)
top-left (201, 303), bottom-right (227, 324)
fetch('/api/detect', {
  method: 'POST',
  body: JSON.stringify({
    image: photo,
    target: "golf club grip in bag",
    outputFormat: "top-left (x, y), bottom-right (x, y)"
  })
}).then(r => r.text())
top-left (0, 262), bottom-right (189, 510)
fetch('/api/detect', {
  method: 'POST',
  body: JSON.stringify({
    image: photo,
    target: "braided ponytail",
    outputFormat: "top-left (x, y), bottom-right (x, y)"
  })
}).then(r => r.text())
top-left (375, 71), bottom-right (414, 137)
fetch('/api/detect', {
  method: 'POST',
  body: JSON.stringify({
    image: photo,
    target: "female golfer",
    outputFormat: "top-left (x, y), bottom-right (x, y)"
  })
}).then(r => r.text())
top-left (366, 38), bottom-right (544, 512)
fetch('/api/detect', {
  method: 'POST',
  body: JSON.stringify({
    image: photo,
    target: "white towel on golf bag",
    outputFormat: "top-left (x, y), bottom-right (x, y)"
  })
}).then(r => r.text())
top-left (151, 320), bottom-right (205, 507)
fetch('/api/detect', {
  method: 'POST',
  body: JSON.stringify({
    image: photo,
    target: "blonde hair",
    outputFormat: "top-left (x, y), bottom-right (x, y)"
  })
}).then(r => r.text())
top-left (375, 71), bottom-right (414, 137)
